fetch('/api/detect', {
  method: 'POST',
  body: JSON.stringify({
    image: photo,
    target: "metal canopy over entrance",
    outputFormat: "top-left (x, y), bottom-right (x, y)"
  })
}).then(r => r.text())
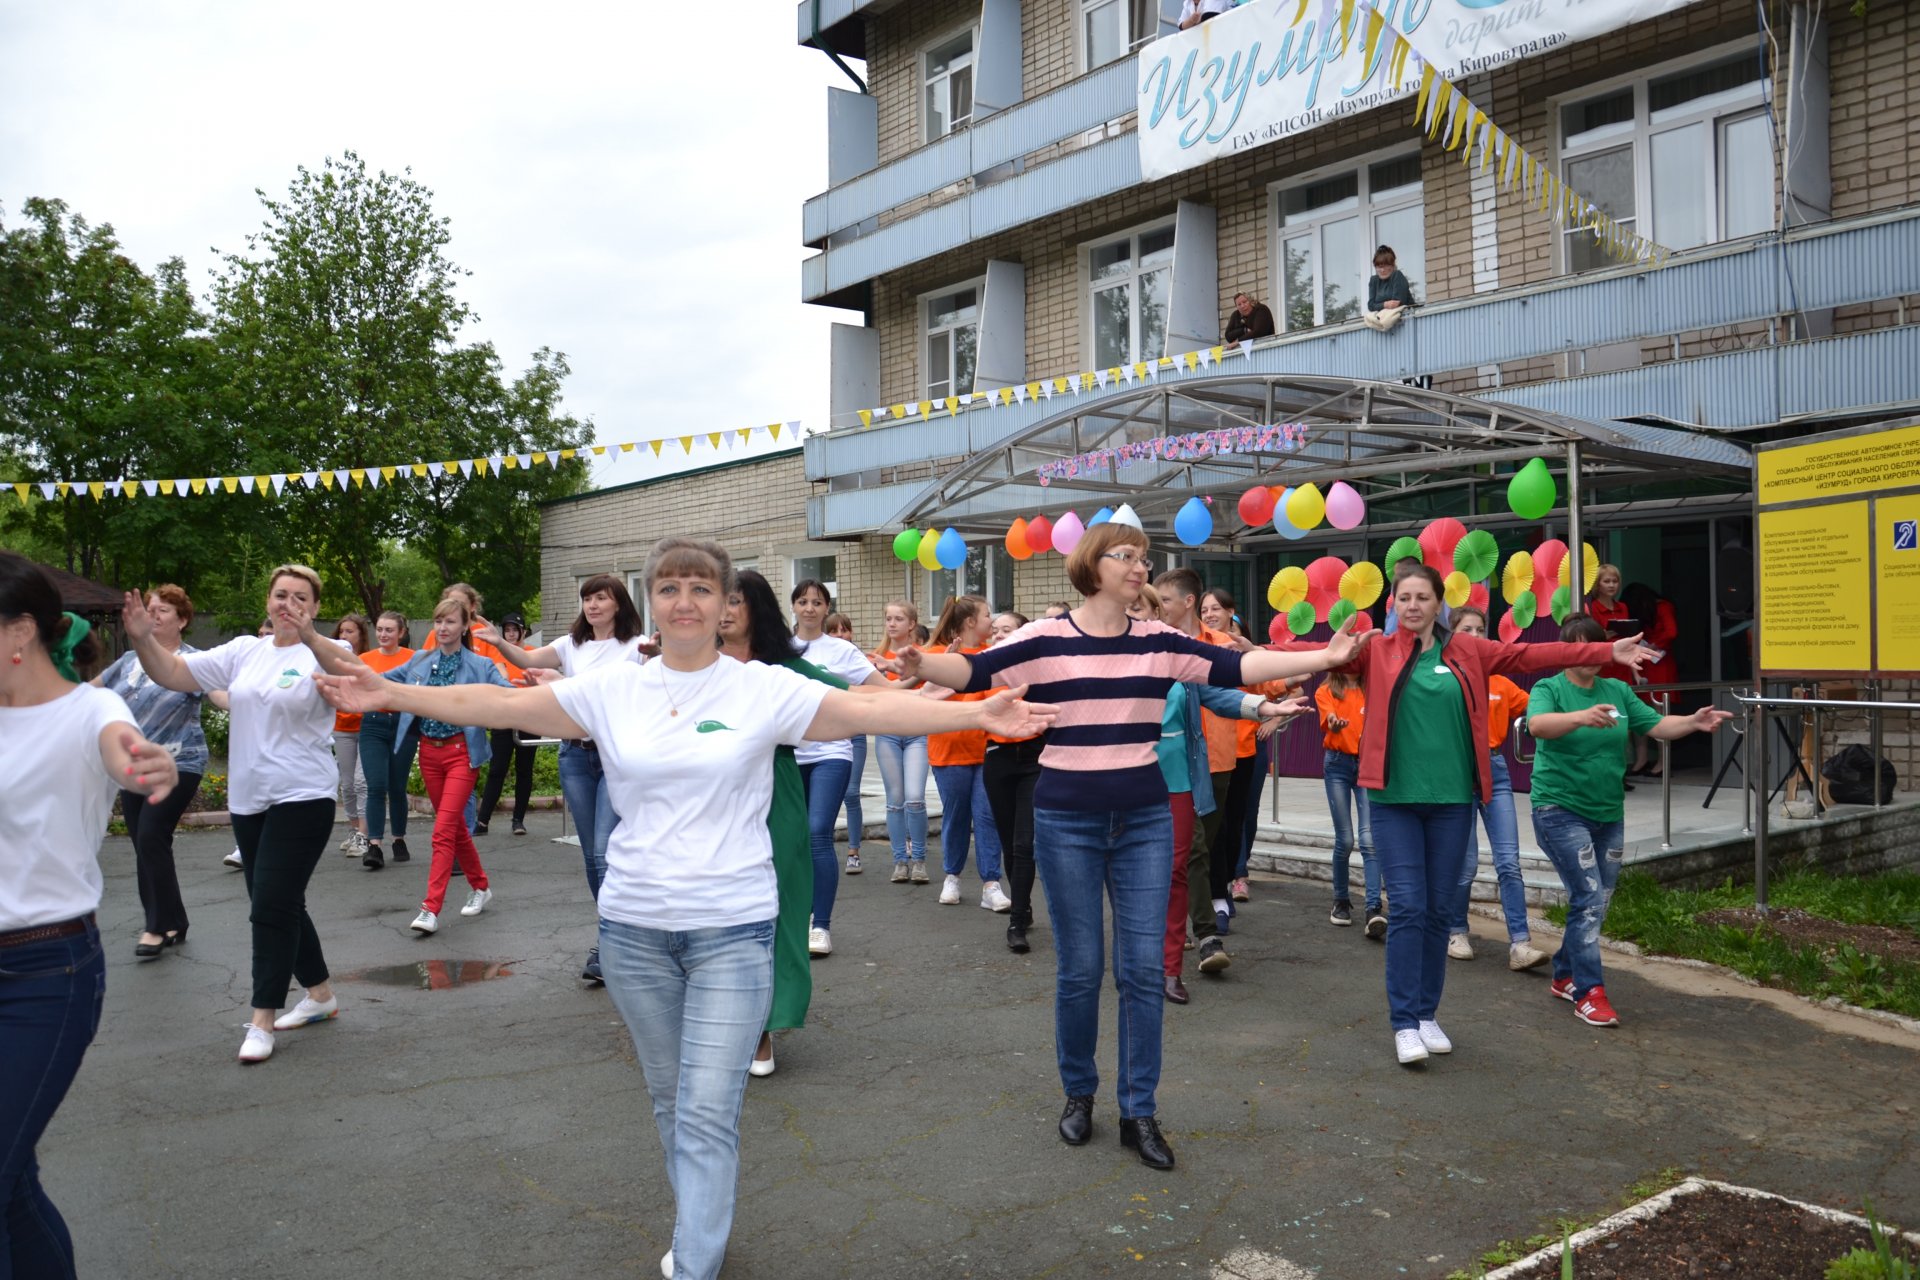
top-left (894, 375), bottom-right (1752, 539)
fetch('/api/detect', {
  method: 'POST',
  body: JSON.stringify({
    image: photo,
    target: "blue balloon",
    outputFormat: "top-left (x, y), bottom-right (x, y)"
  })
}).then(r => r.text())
top-left (1272, 489), bottom-right (1310, 541)
top-left (1088, 506), bottom-right (1113, 526)
top-left (1174, 496), bottom-right (1212, 547)
top-left (934, 527), bottom-right (968, 570)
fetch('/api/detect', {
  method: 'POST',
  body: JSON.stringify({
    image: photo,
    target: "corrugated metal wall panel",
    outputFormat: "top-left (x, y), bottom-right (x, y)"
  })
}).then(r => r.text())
top-left (972, 136), bottom-right (1142, 238)
top-left (970, 60), bottom-right (1135, 169)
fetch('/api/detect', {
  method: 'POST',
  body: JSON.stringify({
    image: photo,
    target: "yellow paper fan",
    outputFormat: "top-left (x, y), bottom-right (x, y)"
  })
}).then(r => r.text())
top-left (1558, 542), bottom-right (1601, 595)
top-left (1267, 565), bottom-right (1310, 612)
top-left (1501, 550), bottom-right (1534, 602)
top-left (1338, 561), bottom-right (1384, 608)
top-left (1444, 570), bottom-right (1471, 609)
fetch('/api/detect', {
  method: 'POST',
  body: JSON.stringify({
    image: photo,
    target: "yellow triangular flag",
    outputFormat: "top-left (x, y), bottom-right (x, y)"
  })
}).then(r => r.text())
top-left (56, 482), bottom-right (70, 497)
top-left (1337, 0), bottom-right (1355, 53)
top-left (189, 478), bottom-right (206, 495)
top-left (255, 475), bottom-right (272, 494)
top-left (477, 457), bottom-right (492, 476)
top-left (502, 454), bottom-right (517, 469)
top-left (1388, 34), bottom-right (1410, 87)
top-left (771, 423), bottom-right (783, 440)
top-left (221, 476), bottom-right (238, 493)
top-left (619, 442), bottom-right (634, 453)
top-left (1359, 9), bottom-right (1385, 71)
top-left (530, 452), bottom-right (545, 466)
top-left (1183, 352), bottom-right (1199, 371)
top-left (1026, 381), bottom-right (1041, 400)
top-left (858, 409), bottom-right (873, 428)
top-left (122, 482), bottom-right (136, 500)
top-left (350, 468), bottom-right (366, 487)
top-left (412, 463), bottom-right (429, 477)
top-left (318, 471), bottom-right (334, 489)
top-left (649, 440), bottom-right (663, 456)
top-left (679, 436), bottom-right (694, 453)
top-left (1133, 362), bottom-right (1148, 380)
top-left (1210, 345), bottom-right (1224, 364)
top-left (1429, 80), bottom-right (1455, 139)
top-left (944, 396), bottom-right (959, 416)
top-left (89, 481), bottom-right (106, 501)
top-left (590, 445), bottom-right (606, 455)
top-left (12, 483), bottom-right (27, 505)
top-left (1053, 378), bottom-right (1069, 396)
top-left (917, 400), bottom-right (932, 419)
top-left (381, 466), bottom-right (396, 481)
top-left (890, 404), bottom-right (907, 420)
top-left (737, 429), bottom-right (750, 442)
top-left (560, 449), bottom-right (576, 459)
top-left (707, 433), bottom-right (722, 449)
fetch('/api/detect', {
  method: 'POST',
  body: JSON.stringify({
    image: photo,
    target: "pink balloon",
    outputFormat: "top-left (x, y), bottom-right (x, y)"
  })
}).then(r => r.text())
top-left (1051, 510), bottom-right (1086, 555)
top-left (1305, 556), bottom-right (1348, 619)
top-left (1325, 481), bottom-right (1366, 531)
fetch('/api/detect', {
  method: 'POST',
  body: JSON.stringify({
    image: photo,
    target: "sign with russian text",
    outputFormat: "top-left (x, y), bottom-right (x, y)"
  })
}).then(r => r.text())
top-left (1136, 0), bottom-right (1705, 182)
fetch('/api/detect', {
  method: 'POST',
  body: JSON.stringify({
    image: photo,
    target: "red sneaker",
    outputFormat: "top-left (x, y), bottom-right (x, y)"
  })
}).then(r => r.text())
top-left (1574, 986), bottom-right (1620, 1027)
top-left (1549, 977), bottom-right (1576, 1003)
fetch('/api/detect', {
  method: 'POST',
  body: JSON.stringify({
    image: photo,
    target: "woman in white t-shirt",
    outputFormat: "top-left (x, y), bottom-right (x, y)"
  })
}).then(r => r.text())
top-left (122, 564), bottom-right (354, 1065)
top-left (476, 573), bottom-right (646, 984)
top-left (2, 553), bottom-right (178, 1271)
top-left (314, 537), bottom-right (1056, 1280)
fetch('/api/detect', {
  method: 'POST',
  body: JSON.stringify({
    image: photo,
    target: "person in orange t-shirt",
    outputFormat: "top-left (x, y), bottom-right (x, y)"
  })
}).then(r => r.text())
top-left (357, 610), bottom-right (416, 870)
top-left (1314, 669), bottom-right (1379, 932)
top-left (924, 596), bottom-right (1012, 912)
top-left (330, 615), bottom-right (374, 858)
top-left (1446, 606), bottom-right (1548, 971)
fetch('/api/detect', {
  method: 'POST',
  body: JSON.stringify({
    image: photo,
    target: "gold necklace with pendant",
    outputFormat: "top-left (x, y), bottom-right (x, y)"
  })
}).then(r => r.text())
top-left (661, 658), bottom-right (720, 717)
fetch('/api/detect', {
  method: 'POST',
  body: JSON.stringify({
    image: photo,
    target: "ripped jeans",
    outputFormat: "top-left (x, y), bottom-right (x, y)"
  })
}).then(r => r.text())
top-left (1532, 805), bottom-right (1625, 1002)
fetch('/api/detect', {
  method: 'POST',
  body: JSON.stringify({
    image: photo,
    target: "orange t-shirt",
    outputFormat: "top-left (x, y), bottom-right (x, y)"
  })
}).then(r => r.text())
top-left (1486, 674), bottom-right (1529, 750)
top-left (869, 644), bottom-right (907, 681)
top-left (925, 643), bottom-right (990, 766)
top-left (1315, 683), bottom-right (1365, 755)
top-left (344, 647), bottom-right (415, 732)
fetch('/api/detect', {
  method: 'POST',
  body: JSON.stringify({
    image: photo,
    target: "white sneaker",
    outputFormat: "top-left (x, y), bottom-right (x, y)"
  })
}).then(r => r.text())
top-left (808, 926), bottom-right (831, 956)
top-left (1417, 1020), bottom-right (1453, 1054)
top-left (844, 852), bottom-right (862, 875)
top-left (660, 1250), bottom-right (673, 1279)
top-left (460, 888), bottom-right (493, 917)
top-left (981, 881), bottom-right (1013, 913)
top-left (352, 831), bottom-right (369, 855)
top-left (1447, 933), bottom-right (1475, 960)
top-left (273, 994), bottom-right (338, 1030)
top-left (341, 833), bottom-right (358, 854)
top-left (410, 909), bottom-right (439, 935)
top-left (939, 874), bottom-right (962, 905)
top-left (1394, 1029), bottom-right (1429, 1064)
top-left (224, 847), bottom-right (244, 870)
top-left (1509, 941), bottom-right (1550, 970)
top-left (238, 1025), bottom-right (275, 1063)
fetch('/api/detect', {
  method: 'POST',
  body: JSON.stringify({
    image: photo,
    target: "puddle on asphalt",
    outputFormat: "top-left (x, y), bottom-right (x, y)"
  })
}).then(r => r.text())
top-left (339, 960), bottom-right (514, 990)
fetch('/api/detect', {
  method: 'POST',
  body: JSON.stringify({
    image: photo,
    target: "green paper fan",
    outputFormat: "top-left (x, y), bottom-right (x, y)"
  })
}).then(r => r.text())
top-left (1509, 591), bottom-right (1537, 630)
top-left (1383, 536), bottom-right (1423, 576)
top-left (1328, 599), bottom-right (1357, 632)
top-left (1550, 584), bottom-right (1574, 626)
top-left (1453, 530), bottom-right (1499, 583)
top-left (1287, 600), bottom-right (1317, 636)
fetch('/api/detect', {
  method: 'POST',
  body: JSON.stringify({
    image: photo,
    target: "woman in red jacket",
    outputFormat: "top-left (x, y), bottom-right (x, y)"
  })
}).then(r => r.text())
top-left (1353, 564), bottom-right (1652, 1066)
top-left (1622, 583), bottom-right (1680, 778)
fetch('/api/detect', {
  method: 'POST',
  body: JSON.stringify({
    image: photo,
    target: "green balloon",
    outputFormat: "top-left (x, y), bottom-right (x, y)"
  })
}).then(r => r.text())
top-left (1551, 584), bottom-right (1574, 626)
top-left (1328, 599), bottom-right (1357, 632)
top-left (1453, 529), bottom-right (1499, 582)
top-left (892, 528), bottom-right (921, 563)
top-left (1383, 536), bottom-right (1424, 576)
top-left (1507, 457), bottom-right (1557, 520)
top-left (1287, 601), bottom-right (1317, 636)
top-left (1510, 591), bottom-right (1537, 630)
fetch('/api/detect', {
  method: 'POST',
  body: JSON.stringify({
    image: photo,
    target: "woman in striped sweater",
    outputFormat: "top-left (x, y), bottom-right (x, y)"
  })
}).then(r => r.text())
top-left (888, 521), bottom-right (1365, 1170)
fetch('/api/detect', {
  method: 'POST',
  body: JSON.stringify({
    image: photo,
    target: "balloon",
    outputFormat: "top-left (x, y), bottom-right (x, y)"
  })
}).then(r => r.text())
top-left (892, 529), bottom-right (922, 563)
top-left (917, 528), bottom-right (942, 570)
top-left (1419, 517), bottom-right (1468, 575)
top-left (1339, 560), bottom-right (1384, 607)
top-left (1467, 582), bottom-right (1490, 612)
top-left (1443, 570), bottom-right (1471, 609)
top-left (1088, 507), bottom-right (1113, 526)
top-left (1509, 590), bottom-right (1538, 629)
top-left (1507, 456), bottom-right (1557, 520)
top-left (1027, 514), bottom-right (1054, 553)
top-left (1558, 543), bottom-right (1601, 595)
top-left (1305, 556), bottom-right (1347, 618)
top-left (1498, 611), bottom-right (1523, 643)
top-left (1267, 565), bottom-right (1309, 611)
top-left (1325, 481), bottom-right (1366, 531)
top-left (1174, 497), bottom-right (1213, 546)
top-left (1328, 599), bottom-right (1358, 632)
top-left (1550, 584), bottom-right (1574, 626)
top-left (1237, 486), bottom-right (1276, 527)
top-left (1052, 510), bottom-right (1086, 555)
top-left (1382, 536), bottom-right (1424, 575)
top-left (1501, 550), bottom-right (1535, 602)
top-left (1005, 518), bottom-right (1032, 561)
top-left (1531, 539), bottom-right (1567, 599)
top-left (1110, 502), bottom-right (1145, 530)
top-left (1453, 530), bottom-right (1500, 583)
top-left (934, 527), bottom-right (968, 570)
top-left (1272, 491), bottom-right (1309, 540)
top-left (1287, 601), bottom-right (1317, 636)
top-left (1285, 482), bottom-right (1326, 530)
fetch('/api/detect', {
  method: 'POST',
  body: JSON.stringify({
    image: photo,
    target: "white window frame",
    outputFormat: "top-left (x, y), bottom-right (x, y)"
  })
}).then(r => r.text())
top-left (922, 23), bottom-right (979, 144)
top-left (624, 572), bottom-right (651, 636)
top-left (1552, 40), bottom-right (1773, 273)
top-left (1268, 144), bottom-right (1424, 333)
top-left (1082, 216), bottom-right (1177, 369)
top-left (787, 549), bottom-right (839, 608)
top-left (921, 540), bottom-right (1016, 616)
top-left (920, 276), bottom-right (985, 401)
top-left (1079, 0), bottom-right (1159, 73)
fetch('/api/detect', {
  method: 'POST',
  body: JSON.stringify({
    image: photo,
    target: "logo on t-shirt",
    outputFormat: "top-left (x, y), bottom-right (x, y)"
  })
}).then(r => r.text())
top-left (695, 720), bottom-right (734, 733)
top-left (276, 669), bottom-right (301, 689)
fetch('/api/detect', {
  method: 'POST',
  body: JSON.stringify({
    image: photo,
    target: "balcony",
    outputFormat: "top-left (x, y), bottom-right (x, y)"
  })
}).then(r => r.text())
top-left (804, 204), bottom-right (1920, 538)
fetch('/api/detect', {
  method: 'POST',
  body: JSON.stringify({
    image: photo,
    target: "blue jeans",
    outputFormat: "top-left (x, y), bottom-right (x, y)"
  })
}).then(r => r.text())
top-left (797, 758), bottom-right (852, 931)
top-left (359, 711), bottom-right (414, 842)
top-left (843, 736), bottom-right (867, 854)
top-left (1033, 804), bottom-right (1173, 1119)
top-left (932, 762), bottom-right (1003, 881)
top-left (0, 918), bottom-right (103, 1279)
top-left (1369, 801), bottom-right (1474, 1030)
top-left (1324, 751), bottom-right (1378, 910)
top-left (1452, 754), bottom-right (1531, 941)
top-left (598, 917), bottom-right (774, 1280)
top-left (1235, 736), bottom-right (1271, 879)
top-left (874, 734), bottom-right (929, 863)
top-left (559, 742), bottom-right (616, 899)
top-left (1532, 805), bottom-right (1626, 1001)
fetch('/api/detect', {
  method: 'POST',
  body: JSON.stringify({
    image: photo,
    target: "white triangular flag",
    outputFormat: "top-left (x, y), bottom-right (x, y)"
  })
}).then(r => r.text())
top-left (517, 453), bottom-right (531, 470)
top-left (1012, 385), bottom-right (1027, 403)
top-left (458, 459), bottom-right (473, 477)
top-left (366, 469), bottom-right (381, 489)
top-left (331, 469), bottom-right (348, 487)
top-left (38, 483), bottom-right (56, 500)
top-left (175, 478), bottom-right (192, 496)
top-left (959, 393), bottom-right (974, 406)
top-left (1198, 348), bottom-right (1213, 368)
top-left (1095, 369), bottom-right (1110, 388)
top-left (142, 479), bottom-right (158, 497)
top-left (427, 461), bottom-right (444, 478)
top-left (271, 474), bottom-right (288, 496)
top-left (1121, 365), bottom-right (1136, 384)
top-left (300, 471), bottom-right (318, 490)
top-left (239, 475), bottom-right (255, 494)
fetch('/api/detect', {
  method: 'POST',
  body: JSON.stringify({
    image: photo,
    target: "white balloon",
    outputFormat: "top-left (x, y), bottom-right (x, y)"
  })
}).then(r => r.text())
top-left (1109, 502), bottom-right (1145, 530)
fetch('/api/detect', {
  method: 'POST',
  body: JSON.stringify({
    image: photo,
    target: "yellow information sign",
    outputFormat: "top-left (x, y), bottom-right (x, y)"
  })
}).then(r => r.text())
top-left (1756, 422), bottom-right (1920, 505)
top-left (1757, 502), bottom-right (1873, 673)
top-left (1877, 493), bottom-right (1920, 673)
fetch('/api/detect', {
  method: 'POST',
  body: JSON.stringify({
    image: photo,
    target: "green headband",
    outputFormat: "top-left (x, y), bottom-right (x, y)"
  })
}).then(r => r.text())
top-left (50, 611), bottom-right (91, 682)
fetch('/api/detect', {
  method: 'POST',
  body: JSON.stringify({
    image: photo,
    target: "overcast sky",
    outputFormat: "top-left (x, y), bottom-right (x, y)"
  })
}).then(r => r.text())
top-left (0, 1), bottom-right (863, 489)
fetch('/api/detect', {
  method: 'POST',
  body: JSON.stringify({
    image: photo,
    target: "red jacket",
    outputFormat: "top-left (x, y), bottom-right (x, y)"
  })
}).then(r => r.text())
top-left (1351, 627), bottom-right (1614, 803)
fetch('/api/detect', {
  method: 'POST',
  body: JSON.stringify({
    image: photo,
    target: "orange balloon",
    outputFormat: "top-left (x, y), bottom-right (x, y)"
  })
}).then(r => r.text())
top-left (1005, 518), bottom-right (1032, 561)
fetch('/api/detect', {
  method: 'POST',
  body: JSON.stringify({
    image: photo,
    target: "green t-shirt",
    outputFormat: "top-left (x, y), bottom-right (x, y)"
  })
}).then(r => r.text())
top-left (1374, 649), bottom-right (1476, 806)
top-left (1527, 673), bottom-right (1662, 822)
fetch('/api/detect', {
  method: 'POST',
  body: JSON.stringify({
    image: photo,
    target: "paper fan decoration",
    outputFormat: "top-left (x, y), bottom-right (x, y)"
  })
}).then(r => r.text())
top-left (1498, 611), bottom-right (1523, 643)
top-left (1339, 560), bottom-right (1385, 608)
top-left (1467, 581), bottom-right (1490, 613)
top-left (1305, 556), bottom-right (1348, 618)
top-left (1383, 536), bottom-right (1423, 575)
top-left (1267, 565), bottom-right (1310, 612)
top-left (1550, 584), bottom-right (1574, 626)
top-left (1509, 590), bottom-right (1538, 630)
top-left (1453, 530), bottom-right (1500, 583)
top-left (1418, 517), bottom-right (1469, 575)
top-left (1531, 538), bottom-right (1568, 596)
top-left (1558, 542), bottom-right (1601, 596)
top-left (1328, 599), bottom-right (1358, 632)
top-left (1286, 601), bottom-right (1318, 636)
top-left (1443, 570), bottom-right (1472, 609)
top-left (1501, 550), bottom-right (1535, 602)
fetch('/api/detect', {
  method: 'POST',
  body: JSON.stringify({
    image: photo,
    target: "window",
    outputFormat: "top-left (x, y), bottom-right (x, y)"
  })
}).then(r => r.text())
top-left (923, 29), bottom-right (975, 142)
top-left (922, 542), bottom-right (1016, 614)
top-left (1087, 221), bottom-right (1175, 367)
top-left (1081, 0), bottom-right (1159, 70)
top-left (792, 554), bottom-right (838, 605)
top-left (1558, 49), bottom-right (1772, 272)
top-left (1275, 152), bottom-right (1425, 332)
top-left (923, 283), bottom-right (981, 400)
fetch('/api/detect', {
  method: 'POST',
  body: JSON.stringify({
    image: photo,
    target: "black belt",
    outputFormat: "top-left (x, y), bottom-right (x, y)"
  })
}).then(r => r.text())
top-left (0, 913), bottom-right (93, 950)
top-left (564, 739), bottom-right (597, 752)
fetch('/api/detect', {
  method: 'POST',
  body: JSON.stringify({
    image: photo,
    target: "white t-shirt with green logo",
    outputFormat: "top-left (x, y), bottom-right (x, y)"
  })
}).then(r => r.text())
top-left (551, 657), bottom-right (830, 930)
top-left (184, 635), bottom-right (349, 815)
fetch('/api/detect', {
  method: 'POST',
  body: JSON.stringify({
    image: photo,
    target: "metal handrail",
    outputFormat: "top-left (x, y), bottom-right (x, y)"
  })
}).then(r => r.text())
top-left (1734, 694), bottom-right (1920, 711)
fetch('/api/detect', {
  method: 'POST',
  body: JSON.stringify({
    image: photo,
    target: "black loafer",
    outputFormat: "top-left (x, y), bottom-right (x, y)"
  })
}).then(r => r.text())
top-left (363, 844), bottom-right (384, 871)
top-left (1058, 1094), bottom-right (1094, 1146)
top-left (473, 820), bottom-right (489, 836)
top-left (134, 938), bottom-right (165, 960)
top-left (1120, 1116), bottom-right (1176, 1170)
top-left (1162, 975), bottom-right (1189, 1005)
top-left (392, 838), bottom-right (411, 863)
top-left (1006, 922), bottom-right (1030, 954)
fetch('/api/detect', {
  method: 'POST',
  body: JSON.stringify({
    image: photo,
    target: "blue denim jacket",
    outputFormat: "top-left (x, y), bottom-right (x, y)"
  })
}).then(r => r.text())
top-left (1182, 683), bottom-right (1262, 818)
top-left (384, 647), bottom-right (511, 769)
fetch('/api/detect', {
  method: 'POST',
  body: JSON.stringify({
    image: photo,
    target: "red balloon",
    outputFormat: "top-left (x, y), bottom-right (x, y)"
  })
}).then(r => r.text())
top-left (1305, 555), bottom-right (1348, 618)
top-left (1237, 486), bottom-right (1276, 527)
top-left (1418, 518), bottom-right (1468, 575)
top-left (1531, 538), bottom-right (1567, 598)
top-left (1498, 611), bottom-right (1523, 643)
top-left (1027, 514), bottom-right (1055, 554)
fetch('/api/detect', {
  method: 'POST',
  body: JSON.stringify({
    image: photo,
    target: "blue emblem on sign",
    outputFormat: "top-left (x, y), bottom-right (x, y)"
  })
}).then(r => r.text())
top-left (1895, 520), bottom-right (1918, 552)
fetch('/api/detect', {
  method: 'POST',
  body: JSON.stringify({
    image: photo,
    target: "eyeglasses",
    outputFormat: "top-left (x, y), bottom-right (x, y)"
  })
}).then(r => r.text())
top-left (1101, 551), bottom-right (1149, 567)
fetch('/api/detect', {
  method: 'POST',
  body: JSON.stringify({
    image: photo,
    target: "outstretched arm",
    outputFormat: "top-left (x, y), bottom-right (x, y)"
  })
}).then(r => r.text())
top-left (472, 620), bottom-right (561, 670)
top-left (313, 666), bottom-right (586, 740)
top-left (805, 684), bottom-right (1056, 742)
top-left (876, 646), bottom-right (975, 691)
top-left (1240, 617), bottom-right (1373, 683)
top-left (1646, 706), bottom-right (1733, 741)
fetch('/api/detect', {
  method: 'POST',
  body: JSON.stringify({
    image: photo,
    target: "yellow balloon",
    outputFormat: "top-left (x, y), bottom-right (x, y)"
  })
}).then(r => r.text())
top-left (916, 527), bottom-right (942, 571)
top-left (1558, 542), bottom-right (1601, 594)
top-left (1444, 570), bottom-right (1471, 609)
top-left (1501, 550), bottom-right (1534, 603)
top-left (1284, 482), bottom-right (1325, 530)
top-left (1267, 565), bottom-right (1310, 611)
top-left (1338, 561), bottom-right (1384, 608)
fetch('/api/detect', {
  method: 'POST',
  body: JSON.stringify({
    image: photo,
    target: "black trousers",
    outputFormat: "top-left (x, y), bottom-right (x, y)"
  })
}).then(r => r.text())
top-left (982, 738), bottom-right (1043, 927)
top-left (124, 771), bottom-right (201, 937)
top-left (477, 729), bottom-right (535, 826)
top-left (232, 798), bottom-right (334, 1010)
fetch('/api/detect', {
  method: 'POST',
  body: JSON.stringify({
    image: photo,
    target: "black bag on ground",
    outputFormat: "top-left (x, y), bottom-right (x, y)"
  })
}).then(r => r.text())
top-left (1821, 744), bottom-right (1898, 805)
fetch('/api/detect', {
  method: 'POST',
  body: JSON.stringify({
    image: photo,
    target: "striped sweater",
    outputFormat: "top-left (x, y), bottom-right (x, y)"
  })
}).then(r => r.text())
top-left (961, 616), bottom-right (1244, 811)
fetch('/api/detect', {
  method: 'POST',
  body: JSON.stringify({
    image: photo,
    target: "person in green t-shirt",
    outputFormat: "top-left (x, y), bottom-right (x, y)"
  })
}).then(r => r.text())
top-left (1525, 615), bottom-right (1731, 1030)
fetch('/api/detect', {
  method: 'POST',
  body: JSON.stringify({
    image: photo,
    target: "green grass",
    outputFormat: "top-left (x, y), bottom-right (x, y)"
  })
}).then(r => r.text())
top-left (1545, 869), bottom-right (1920, 1018)
top-left (1446, 1169), bottom-right (1688, 1279)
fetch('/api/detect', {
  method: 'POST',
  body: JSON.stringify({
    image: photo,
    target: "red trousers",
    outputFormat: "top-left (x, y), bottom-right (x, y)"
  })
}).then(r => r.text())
top-left (1163, 792), bottom-right (1196, 977)
top-left (419, 737), bottom-right (489, 913)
